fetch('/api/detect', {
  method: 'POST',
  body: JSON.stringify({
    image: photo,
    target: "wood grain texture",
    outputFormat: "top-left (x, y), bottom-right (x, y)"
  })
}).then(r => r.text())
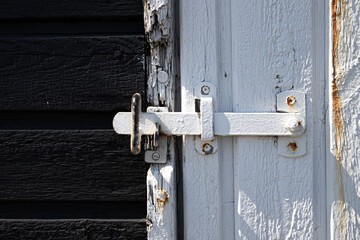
top-left (0, 19), bottom-right (144, 36)
top-left (0, 130), bottom-right (146, 201)
top-left (312, 0), bottom-right (327, 239)
top-left (144, 0), bottom-right (178, 239)
top-left (230, 1), bottom-right (314, 239)
top-left (180, 0), bottom-right (221, 239)
top-left (0, 0), bottom-right (142, 18)
top-left (328, 0), bottom-right (360, 239)
top-left (180, 0), bottom-right (317, 239)
top-left (0, 219), bottom-right (146, 240)
top-left (0, 36), bottom-right (145, 112)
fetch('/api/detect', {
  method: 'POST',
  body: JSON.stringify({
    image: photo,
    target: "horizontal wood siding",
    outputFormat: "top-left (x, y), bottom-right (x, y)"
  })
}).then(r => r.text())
top-left (0, 131), bottom-right (145, 201)
top-left (0, 220), bottom-right (146, 239)
top-left (0, 0), bottom-right (147, 238)
top-left (0, 0), bottom-right (142, 18)
top-left (0, 36), bottom-right (145, 111)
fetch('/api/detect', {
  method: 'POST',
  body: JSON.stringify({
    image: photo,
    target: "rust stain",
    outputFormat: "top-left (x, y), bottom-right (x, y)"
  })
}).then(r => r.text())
top-left (157, 190), bottom-right (168, 207)
top-left (332, 0), bottom-right (347, 238)
top-left (286, 96), bottom-right (296, 106)
top-left (287, 142), bottom-right (297, 152)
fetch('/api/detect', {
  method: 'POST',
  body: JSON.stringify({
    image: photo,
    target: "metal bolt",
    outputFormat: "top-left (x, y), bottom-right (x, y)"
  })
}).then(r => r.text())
top-left (287, 96), bottom-right (296, 106)
top-left (287, 118), bottom-right (302, 133)
top-left (156, 190), bottom-right (168, 207)
top-left (158, 71), bottom-right (169, 83)
top-left (157, 190), bottom-right (167, 201)
top-left (152, 152), bottom-right (160, 161)
top-left (202, 143), bottom-right (214, 154)
top-left (201, 85), bottom-right (211, 95)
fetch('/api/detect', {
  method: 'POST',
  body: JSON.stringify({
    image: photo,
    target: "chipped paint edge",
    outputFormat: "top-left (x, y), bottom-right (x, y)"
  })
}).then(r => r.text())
top-left (144, 0), bottom-right (177, 239)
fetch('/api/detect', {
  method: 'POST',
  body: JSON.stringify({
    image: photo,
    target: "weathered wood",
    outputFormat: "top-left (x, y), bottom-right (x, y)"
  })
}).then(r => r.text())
top-left (0, 36), bottom-right (145, 111)
top-left (181, 0), bottom-right (316, 239)
top-left (0, 219), bottom-right (146, 240)
top-left (0, 130), bottom-right (146, 201)
top-left (313, 0), bottom-right (327, 239)
top-left (230, 1), bottom-right (314, 239)
top-left (328, 0), bottom-right (360, 239)
top-left (180, 1), bottom-right (221, 239)
top-left (0, 0), bottom-right (142, 18)
top-left (144, 0), bottom-right (178, 239)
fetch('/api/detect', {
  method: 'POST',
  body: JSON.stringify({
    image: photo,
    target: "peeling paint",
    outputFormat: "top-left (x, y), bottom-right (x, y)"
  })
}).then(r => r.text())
top-left (144, 0), bottom-right (174, 107)
top-left (144, 1), bottom-right (176, 238)
top-left (331, 0), bottom-right (347, 238)
top-left (157, 189), bottom-right (169, 208)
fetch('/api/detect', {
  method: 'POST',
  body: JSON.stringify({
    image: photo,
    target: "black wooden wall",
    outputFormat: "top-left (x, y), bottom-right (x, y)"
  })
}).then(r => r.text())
top-left (0, 1), bottom-right (147, 239)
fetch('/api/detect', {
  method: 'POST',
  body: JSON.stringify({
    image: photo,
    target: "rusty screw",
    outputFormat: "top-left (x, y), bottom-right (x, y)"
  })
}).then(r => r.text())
top-left (152, 152), bottom-right (160, 161)
top-left (287, 96), bottom-right (296, 106)
top-left (202, 143), bottom-right (214, 154)
top-left (201, 85), bottom-right (211, 95)
top-left (156, 190), bottom-right (168, 207)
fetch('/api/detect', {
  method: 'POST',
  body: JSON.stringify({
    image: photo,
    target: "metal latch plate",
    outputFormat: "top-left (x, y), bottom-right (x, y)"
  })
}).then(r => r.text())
top-left (145, 107), bottom-right (168, 163)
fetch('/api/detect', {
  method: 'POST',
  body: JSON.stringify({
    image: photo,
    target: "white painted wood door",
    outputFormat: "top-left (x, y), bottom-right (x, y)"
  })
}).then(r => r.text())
top-left (179, 0), bottom-right (360, 239)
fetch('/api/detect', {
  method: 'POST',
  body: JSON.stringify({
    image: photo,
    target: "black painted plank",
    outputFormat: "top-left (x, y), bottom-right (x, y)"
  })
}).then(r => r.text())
top-left (0, 0), bottom-right (143, 18)
top-left (0, 36), bottom-right (145, 111)
top-left (0, 201), bottom-right (145, 219)
top-left (0, 112), bottom-right (115, 130)
top-left (0, 219), bottom-right (146, 240)
top-left (0, 18), bottom-right (144, 36)
top-left (0, 130), bottom-right (146, 201)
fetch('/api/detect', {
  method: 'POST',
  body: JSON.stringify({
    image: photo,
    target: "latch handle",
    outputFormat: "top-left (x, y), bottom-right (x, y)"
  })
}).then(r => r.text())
top-left (131, 93), bottom-right (142, 155)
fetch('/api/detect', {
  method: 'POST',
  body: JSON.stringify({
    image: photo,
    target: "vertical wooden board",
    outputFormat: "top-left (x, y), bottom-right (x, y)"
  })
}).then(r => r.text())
top-left (144, 0), bottom-right (177, 239)
top-left (329, 0), bottom-right (360, 239)
top-left (217, 0), bottom-right (235, 239)
top-left (180, 0), bottom-right (221, 239)
top-left (230, 1), bottom-right (314, 239)
top-left (313, 0), bottom-right (328, 239)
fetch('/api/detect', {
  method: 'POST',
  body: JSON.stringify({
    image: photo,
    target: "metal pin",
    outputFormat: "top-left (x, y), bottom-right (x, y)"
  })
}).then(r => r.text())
top-left (131, 93), bottom-right (142, 154)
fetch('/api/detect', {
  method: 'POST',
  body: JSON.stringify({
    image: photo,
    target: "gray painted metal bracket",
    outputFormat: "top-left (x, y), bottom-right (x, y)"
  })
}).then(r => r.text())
top-left (145, 107), bottom-right (168, 163)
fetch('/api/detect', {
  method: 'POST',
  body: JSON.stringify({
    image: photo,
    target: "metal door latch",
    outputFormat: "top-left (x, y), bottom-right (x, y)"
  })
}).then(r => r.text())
top-left (113, 83), bottom-right (307, 163)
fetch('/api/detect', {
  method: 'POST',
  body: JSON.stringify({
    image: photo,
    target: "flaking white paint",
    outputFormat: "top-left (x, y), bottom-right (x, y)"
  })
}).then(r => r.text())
top-left (328, 0), bottom-right (360, 239)
top-left (144, 0), bottom-right (177, 239)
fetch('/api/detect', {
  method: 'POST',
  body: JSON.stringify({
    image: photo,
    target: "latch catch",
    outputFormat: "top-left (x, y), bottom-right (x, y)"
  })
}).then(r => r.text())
top-left (113, 86), bottom-right (307, 161)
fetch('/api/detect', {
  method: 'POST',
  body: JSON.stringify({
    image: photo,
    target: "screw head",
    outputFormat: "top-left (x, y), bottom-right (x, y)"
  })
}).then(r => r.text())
top-left (114, 50), bottom-right (121, 57)
top-left (202, 143), bottom-right (214, 154)
top-left (201, 85), bottom-right (211, 95)
top-left (287, 96), bottom-right (296, 106)
top-left (152, 152), bottom-right (160, 161)
top-left (287, 118), bottom-right (302, 133)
